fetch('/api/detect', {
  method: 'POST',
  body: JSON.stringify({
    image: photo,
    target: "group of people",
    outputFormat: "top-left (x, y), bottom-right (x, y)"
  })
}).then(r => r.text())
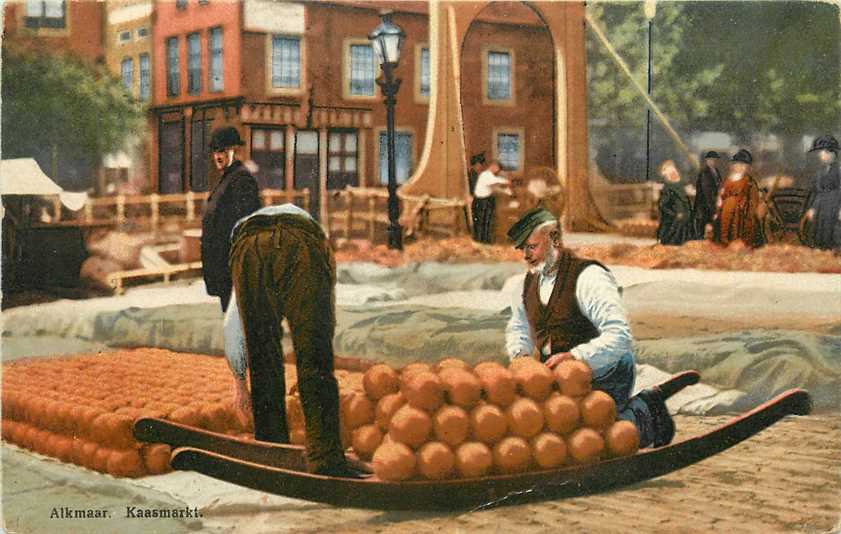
top-left (200, 125), bottom-right (693, 481)
top-left (656, 134), bottom-right (841, 251)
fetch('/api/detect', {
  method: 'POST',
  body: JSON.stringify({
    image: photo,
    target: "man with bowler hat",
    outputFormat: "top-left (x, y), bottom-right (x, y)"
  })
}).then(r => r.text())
top-left (803, 135), bottom-right (841, 250)
top-left (201, 126), bottom-right (261, 312)
top-left (694, 150), bottom-right (723, 237)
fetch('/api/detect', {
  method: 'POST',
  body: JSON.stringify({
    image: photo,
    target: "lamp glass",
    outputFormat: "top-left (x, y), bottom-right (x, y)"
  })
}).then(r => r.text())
top-left (368, 14), bottom-right (405, 67)
top-left (643, 0), bottom-right (657, 20)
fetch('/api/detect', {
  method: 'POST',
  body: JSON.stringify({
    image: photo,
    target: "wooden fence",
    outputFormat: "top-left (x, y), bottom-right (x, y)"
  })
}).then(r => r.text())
top-left (32, 189), bottom-right (310, 231)
top-left (327, 187), bottom-right (469, 242)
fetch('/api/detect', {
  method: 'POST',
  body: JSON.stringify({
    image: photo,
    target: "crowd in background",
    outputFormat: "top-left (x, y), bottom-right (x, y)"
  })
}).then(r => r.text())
top-left (656, 135), bottom-right (841, 252)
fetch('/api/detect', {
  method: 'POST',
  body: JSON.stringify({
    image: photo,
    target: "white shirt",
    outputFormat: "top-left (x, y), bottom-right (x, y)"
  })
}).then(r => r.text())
top-left (223, 203), bottom-right (314, 379)
top-left (474, 170), bottom-right (509, 199)
top-left (505, 265), bottom-right (633, 372)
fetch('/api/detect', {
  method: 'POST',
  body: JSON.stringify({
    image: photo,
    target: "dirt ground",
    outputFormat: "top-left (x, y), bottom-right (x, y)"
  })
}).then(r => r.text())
top-left (193, 414), bottom-right (840, 534)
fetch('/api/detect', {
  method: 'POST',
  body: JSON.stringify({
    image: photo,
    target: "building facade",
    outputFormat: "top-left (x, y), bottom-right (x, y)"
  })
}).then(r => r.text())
top-left (146, 0), bottom-right (568, 221)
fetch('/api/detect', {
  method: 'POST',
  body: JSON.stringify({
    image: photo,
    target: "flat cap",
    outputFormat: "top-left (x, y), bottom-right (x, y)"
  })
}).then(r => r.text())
top-left (507, 207), bottom-right (557, 249)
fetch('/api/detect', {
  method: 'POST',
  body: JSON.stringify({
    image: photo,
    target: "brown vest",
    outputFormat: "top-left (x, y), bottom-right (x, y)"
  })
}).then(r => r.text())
top-left (523, 252), bottom-right (605, 361)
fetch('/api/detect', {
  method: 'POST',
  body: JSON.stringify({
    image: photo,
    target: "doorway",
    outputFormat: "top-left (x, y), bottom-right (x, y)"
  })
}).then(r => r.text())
top-left (294, 130), bottom-right (320, 220)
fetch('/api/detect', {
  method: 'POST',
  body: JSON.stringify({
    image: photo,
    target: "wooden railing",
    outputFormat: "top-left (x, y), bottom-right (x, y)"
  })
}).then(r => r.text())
top-left (32, 189), bottom-right (310, 231)
top-left (327, 187), bottom-right (469, 242)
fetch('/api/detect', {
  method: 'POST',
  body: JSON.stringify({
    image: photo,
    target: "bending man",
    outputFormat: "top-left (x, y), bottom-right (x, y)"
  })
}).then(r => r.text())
top-left (505, 208), bottom-right (696, 448)
top-left (224, 202), bottom-right (365, 478)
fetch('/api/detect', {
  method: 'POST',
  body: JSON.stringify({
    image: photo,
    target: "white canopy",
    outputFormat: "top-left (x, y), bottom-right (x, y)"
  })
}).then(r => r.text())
top-left (1, 158), bottom-right (62, 195)
top-left (1, 158), bottom-right (87, 210)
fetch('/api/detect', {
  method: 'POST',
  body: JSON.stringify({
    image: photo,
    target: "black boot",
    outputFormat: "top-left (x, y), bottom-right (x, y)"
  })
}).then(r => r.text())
top-left (637, 387), bottom-right (675, 448)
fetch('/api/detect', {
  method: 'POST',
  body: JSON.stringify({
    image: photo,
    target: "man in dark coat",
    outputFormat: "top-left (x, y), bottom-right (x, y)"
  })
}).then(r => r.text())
top-left (693, 150), bottom-right (722, 237)
top-left (201, 126), bottom-right (262, 312)
top-left (804, 135), bottom-right (841, 250)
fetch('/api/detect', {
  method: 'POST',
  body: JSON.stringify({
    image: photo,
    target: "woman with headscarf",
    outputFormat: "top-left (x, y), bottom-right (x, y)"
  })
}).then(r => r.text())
top-left (804, 135), bottom-right (841, 250)
top-left (656, 160), bottom-right (695, 245)
top-left (713, 149), bottom-right (766, 248)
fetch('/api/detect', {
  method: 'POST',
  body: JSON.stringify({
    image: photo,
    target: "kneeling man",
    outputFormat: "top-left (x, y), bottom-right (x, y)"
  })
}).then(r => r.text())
top-left (505, 208), bottom-right (694, 448)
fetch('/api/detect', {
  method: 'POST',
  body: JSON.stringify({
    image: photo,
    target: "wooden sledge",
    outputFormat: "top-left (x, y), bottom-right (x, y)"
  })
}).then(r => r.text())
top-left (164, 389), bottom-right (811, 510)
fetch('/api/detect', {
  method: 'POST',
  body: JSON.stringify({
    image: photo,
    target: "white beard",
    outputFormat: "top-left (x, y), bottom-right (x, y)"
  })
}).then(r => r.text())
top-left (530, 245), bottom-right (561, 276)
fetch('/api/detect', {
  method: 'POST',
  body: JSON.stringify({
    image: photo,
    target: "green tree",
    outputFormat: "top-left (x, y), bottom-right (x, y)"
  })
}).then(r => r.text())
top-left (1, 46), bottom-right (144, 189)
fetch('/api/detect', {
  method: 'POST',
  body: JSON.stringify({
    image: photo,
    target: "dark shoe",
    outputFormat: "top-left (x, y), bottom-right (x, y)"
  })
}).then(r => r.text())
top-left (312, 462), bottom-right (371, 479)
top-left (636, 387), bottom-right (675, 448)
top-left (656, 370), bottom-right (701, 400)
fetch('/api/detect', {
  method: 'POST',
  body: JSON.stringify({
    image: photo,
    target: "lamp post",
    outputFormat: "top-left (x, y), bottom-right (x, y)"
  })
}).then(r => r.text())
top-left (644, 1), bottom-right (656, 182)
top-left (369, 12), bottom-right (405, 250)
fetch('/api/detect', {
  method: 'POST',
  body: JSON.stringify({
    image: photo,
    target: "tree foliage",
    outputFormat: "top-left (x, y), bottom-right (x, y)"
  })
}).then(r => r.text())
top-left (586, 0), bottom-right (840, 177)
top-left (1, 46), bottom-right (143, 185)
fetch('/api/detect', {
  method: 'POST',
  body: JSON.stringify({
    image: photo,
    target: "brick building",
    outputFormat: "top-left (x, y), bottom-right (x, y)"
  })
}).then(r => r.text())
top-left (148, 0), bottom-right (575, 224)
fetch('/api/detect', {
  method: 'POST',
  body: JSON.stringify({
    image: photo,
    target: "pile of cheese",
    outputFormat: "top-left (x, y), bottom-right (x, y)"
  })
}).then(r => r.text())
top-left (337, 357), bottom-right (641, 481)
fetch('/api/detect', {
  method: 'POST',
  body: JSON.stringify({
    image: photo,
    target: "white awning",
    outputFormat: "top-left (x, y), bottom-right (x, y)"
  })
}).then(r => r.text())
top-left (0, 158), bottom-right (62, 195)
top-left (1, 158), bottom-right (87, 211)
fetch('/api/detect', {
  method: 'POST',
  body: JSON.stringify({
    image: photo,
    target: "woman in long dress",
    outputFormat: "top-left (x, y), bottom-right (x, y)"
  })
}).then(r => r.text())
top-left (804, 135), bottom-right (841, 250)
top-left (656, 160), bottom-right (695, 245)
top-left (713, 149), bottom-right (766, 248)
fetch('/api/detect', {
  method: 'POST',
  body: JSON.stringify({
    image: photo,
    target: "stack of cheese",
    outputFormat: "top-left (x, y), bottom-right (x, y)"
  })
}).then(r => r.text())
top-left (3, 349), bottom-right (273, 477)
top-left (357, 358), bottom-right (640, 482)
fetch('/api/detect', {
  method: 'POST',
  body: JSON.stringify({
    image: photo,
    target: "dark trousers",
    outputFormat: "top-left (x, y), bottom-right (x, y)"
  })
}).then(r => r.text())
top-left (472, 196), bottom-right (496, 243)
top-left (229, 214), bottom-right (344, 472)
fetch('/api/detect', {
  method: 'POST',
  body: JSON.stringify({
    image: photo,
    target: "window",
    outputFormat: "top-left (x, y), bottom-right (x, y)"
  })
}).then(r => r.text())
top-left (175, 0), bottom-right (187, 10)
top-left (120, 58), bottom-right (133, 94)
top-left (271, 36), bottom-right (301, 89)
top-left (496, 132), bottom-right (521, 171)
top-left (137, 27), bottom-right (149, 39)
top-left (159, 120), bottom-right (184, 193)
top-left (378, 131), bottom-right (413, 185)
top-left (166, 37), bottom-right (180, 97)
top-left (209, 27), bottom-right (224, 92)
top-left (25, 0), bottom-right (65, 29)
top-left (190, 119), bottom-right (212, 192)
top-left (251, 128), bottom-right (286, 190)
top-left (139, 54), bottom-right (150, 101)
top-left (349, 44), bottom-right (375, 97)
top-left (187, 32), bottom-right (201, 95)
top-left (328, 130), bottom-right (358, 190)
top-left (119, 30), bottom-right (132, 44)
top-left (487, 50), bottom-right (512, 101)
top-left (419, 47), bottom-right (430, 98)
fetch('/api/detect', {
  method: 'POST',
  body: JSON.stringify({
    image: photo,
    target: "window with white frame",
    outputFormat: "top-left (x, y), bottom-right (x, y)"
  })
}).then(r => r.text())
top-left (187, 32), bottom-right (201, 95)
top-left (328, 130), bottom-right (359, 190)
top-left (139, 53), bottom-right (150, 101)
top-left (137, 27), bottom-right (149, 39)
top-left (378, 131), bottom-right (413, 185)
top-left (271, 36), bottom-right (301, 89)
top-left (25, 0), bottom-right (65, 29)
top-left (419, 46), bottom-right (430, 98)
top-left (166, 37), bottom-right (180, 97)
top-left (121, 58), bottom-right (133, 94)
top-left (209, 27), bottom-right (224, 92)
top-left (349, 44), bottom-right (375, 97)
top-left (119, 30), bottom-right (132, 44)
top-left (496, 132), bottom-right (521, 171)
top-left (251, 128), bottom-right (286, 190)
top-left (487, 50), bottom-right (512, 101)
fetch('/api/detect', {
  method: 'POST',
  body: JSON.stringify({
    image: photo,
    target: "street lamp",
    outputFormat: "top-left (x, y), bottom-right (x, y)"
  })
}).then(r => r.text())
top-left (644, 1), bottom-right (656, 182)
top-left (369, 12), bottom-right (405, 250)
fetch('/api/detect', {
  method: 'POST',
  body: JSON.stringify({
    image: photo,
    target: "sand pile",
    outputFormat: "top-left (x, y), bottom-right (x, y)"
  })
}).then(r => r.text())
top-left (333, 237), bottom-right (841, 273)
